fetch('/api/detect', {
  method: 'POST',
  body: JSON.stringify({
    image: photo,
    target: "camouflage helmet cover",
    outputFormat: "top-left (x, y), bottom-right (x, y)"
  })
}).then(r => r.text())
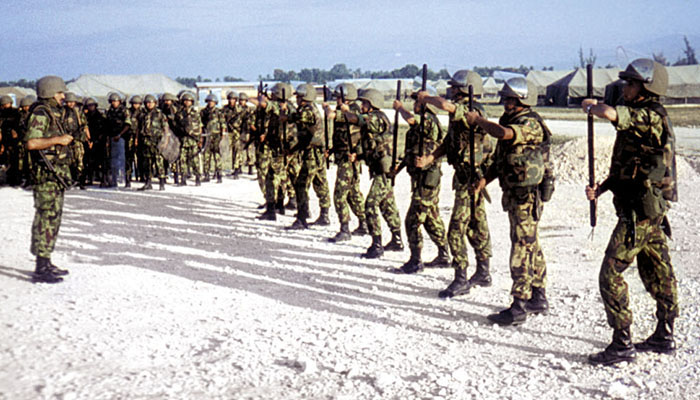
top-left (20, 95), bottom-right (36, 107)
top-left (64, 92), bottom-right (80, 103)
top-left (271, 82), bottom-right (293, 101)
top-left (0, 95), bottom-right (12, 105)
top-left (295, 83), bottom-right (316, 102)
top-left (129, 95), bottom-right (143, 104)
top-left (108, 92), bottom-right (122, 102)
top-left (162, 92), bottom-right (178, 102)
top-left (227, 91), bottom-right (238, 100)
top-left (84, 97), bottom-right (98, 106)
top-left (448, 70), bottom-right (484, 96)
top-left (333, 83), bottom-right (358, 101)
top-left (181, 92), bottom-right (195, 102)
top-left (144, 94), bottom-right (157, 103)
top-left (238, 92), bottom-right (248, 101)
top-left (205, 94), bottom-right (218, 103)
top-left (358, 88), bottom-right (384, 109)
top-left (619, 58), bottom-right (668, 96)
top-left (499, 77), bottom-right (537, 106)
top-left (36, 75), bottom-right (68, 99)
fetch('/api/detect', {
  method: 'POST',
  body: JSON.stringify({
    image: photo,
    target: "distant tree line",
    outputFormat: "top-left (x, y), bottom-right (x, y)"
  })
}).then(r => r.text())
top-left (653, 36), bottom-right (698, 66)
top-left (0, 78), bottom-right (36, 89)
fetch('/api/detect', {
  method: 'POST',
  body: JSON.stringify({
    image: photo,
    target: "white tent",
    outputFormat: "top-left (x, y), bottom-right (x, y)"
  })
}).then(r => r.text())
top-left (67, 74), bottom-right (188, 98)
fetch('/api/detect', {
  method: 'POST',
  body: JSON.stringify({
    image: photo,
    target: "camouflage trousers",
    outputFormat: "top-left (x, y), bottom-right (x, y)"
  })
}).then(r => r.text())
top-left (599, 217), bottom-right (679, 330)
top-left (503, 189), bottom-right (546, 300)
top-left (125, 136), bottom-right (136, 180)
top-left (229, 131), bottom-right (241, 170)
top-left (334, 160), bottom-right (365, 224)
top-left (286, 154), bottom-right (300, 200)
top-left (295, 148), bottom-right (331, 220)
top-left (265, 155), bottom-right (288, 205)
top-left (140, 140), bottom-right (165, 179)
top-left (70, 140), bottom-right (85, 176)
top-left (256, 145), bottom-right (271, 197)
top-left (406, 181), bottom-right (447, 256)
top-left (31, 182), bottom-right (65, 258)
top-left (203, 136), bottom-right (223, 175)
top-left (365, 174), bottom-right (401, 237)
top-left (449, 182), bottom-right (492, 270)
top-left (179, 137), bottom-right (201, 178)
top-left (238, 135), bottom-right (256, 167)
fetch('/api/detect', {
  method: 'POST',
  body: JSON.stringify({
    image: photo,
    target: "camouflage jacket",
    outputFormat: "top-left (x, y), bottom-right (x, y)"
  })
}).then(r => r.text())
top-left (357, 109), bottom-right (392, 176)
top-left (262, 100), bottom-right (296, 156)
top-left (404, 111), bottom-right (443, 176)
top-left (139, 107), bottom-right (169, 144)
top-left (0, 107), bottom-right (21, 145)
top-left (444, 99), bottom-right (492, 183)
top-left (24, 99), bottom-right (72, 185)
top-left (332, 101), bottom-right (361, 161)
top-left (289, 101), bottom-right (324, 155)
top-left (176, 105), bottom-right (202, 139)
top-left (104, 104), bottom-right (131, 138)
top-left (129, 106), bottom-right (145, 139)
top-left (200, 106), bottom-right (225, 137)
top-left (62, 106), bottom-right (88, 142)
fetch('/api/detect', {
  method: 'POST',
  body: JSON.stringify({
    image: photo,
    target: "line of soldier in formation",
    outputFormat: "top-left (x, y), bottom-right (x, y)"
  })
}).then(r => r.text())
top-left (20, 58), bottom-right (679, 367)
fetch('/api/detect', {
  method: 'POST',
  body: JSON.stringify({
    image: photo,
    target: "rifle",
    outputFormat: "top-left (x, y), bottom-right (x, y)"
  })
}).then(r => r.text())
top-left (38, 149), bottom-right (70, 189)
top-left (391, 80), bottom-right (401, 186)
top-left (323, 85), bottom-right (330, 169)
top-left (468, 84), bottom-right (476, 224)
top-left (417, 64), bottom-right (428, 158)
top-left (281, 88), bottom-right (288, 165)
top-left (587, 64), bottom-right (596, 229)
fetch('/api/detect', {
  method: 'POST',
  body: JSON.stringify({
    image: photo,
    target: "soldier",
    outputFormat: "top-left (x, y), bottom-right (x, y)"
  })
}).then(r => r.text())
top-left (238, 93), bottom-right (256, 175)
top-left (416, 70), bottom-right (494, 297)
top-left (222, 91), bottom-right (242, 178)
top-left (324, 83), bottom-right (368, 242)
top-left (160, 92), bottom-right (180, 183)
top-left (342, 88), bottom-right (403, 258)
top-left (200, 94), bottom-right (225, 183)
top-left (127, 95), bottom-right (144, 185)
top-left (246, 89), bottom-right (272, 207)
top-left (84, 97), bottom-right (107, 186)
top-left (18, 95), bottom-right (36, 186)
top-left (138, 94), bottom-right (169, 190)
top-left (392, 85), bottom-right (448, 274)
top-left (62, 92), bottom-right (91, 189)
top-left (24, 76), bottom-right (73, 283)
top-left (284, 83), bottom-right (331, 229)
top-left (584, 59), bottom-right (679, 366)
top-left (104, 92), bottom-right (131, 187)
top-left (0, 95), bottom-right (21, 186)
top-left (464, 77), bottom-right (550, 326)
top-left (175, 91), bottom-right (203, 186)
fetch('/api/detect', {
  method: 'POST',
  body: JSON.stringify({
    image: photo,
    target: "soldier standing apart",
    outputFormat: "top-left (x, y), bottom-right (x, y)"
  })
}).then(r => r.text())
top-left (416, 70), bottom-right (494, 297)
top-left (392, 86), bottom-right (448, 274)
top-left (127, 96), bottom-right (144, 185)
top-left (465, 77), bottom-right (549, 326)
top-left (200, 94), bottom-right (225, 183)
top-left (137, 95), bottom-right (169, 190)
top-left (24, 76), bottom-right (73, 283)
top-left (284, 83), bottom-right (331, 229)
top-left (324, 83), bottom-right (368, 242)
top-left (584, 59), bottom-right (679, 366)
top-left (62, 93), bottom-right (91, 189)
top-left (104, 93), bottom-right (131, 187)
top-left (343, 89), bottom-right (403, 258)
top-left (175, 92), bottom-right (203, 186)
top-left (237, 93), bottom-right (256, 175)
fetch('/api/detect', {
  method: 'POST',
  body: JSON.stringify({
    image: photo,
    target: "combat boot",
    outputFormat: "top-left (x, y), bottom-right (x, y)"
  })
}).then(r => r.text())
top-left (216, 172), bottom-right (223, 183)
top-left (287, 218), bottom-right (309, 230)
top-left (125, 176), bottom-right (131, 188)
top-left (589, 328), bottom-right (637, 365)
top-left (248, 165), bottom-right (254, 175)
top-left (174, 173), bottom-right (179, 185)
top-left (635, 319), bottom-right (676, 354)
top-left (285, 197), bottom-right (297, 210)
top-left (195, 176), bottom-right (201, 186)
top-left (203, 173), bottom-right (210, 182)
top-left (425, 246), bottom-right (450, 268)
top-left (362, 235), bottom-right (384, 259)
top-left (438, 266), bottom-right (470, 298)
top-left (276, 197), bottom-right (286, 215)
top-left (313, 207), bottom-right (331, 226)
top-left (352, 219), bottom-right (368, 236)
top-left (487, 298), bottom-right (528, 326)
top-left (525, 286), bottom-right (549, 314)
top-left (468, 259), bottom-right (492, 287)
top-left (329, 222), bottom-right (351, 243)
top-left (32, 257), bottom-right (63, 284)
top-left (383, 230), bottom-right (404, 251)
top-left (159, 178), bottom-right (165, 191)
top-left (179, 176), bottom-right (187, 186)
top-left (49, 260), bottom-right (69, 276)
top-left (258, 204), bottom-right (277, 221)
top-left (393, 252), bottom-right (424, 274)
top-left (138, 178), bottom-right (152, 191)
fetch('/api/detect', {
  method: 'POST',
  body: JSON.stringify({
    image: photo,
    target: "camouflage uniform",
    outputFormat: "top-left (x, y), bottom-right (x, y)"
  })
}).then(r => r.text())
top-left (597, 101), bottom-right (678, 330)
top-left (252, 105), bottom-right (272, 198)
top-left (139, 107), bottom-right (169, 181)
top-left (222, 102), bottom-right (242, 172)
top-left (18, 106), bottom-right (33, 184)
top-left (485, 108), bottom-right (547, 301)
top-left (175, 104), bottom-right (202, 182)
top-left (62, 105), bottom-right (88, 185)
top-left (237, 104), bottom-right (256, 171)
top-left (127, 105), bottom-right (144, 182)
top-left (200, 105), bottom-right (225, 179)
top-left (331, 102), bottom-right (366, 228)
top-left (0, 105), bottom-right (22, 185)
top-left (261, 100), bottom-right (288, 211)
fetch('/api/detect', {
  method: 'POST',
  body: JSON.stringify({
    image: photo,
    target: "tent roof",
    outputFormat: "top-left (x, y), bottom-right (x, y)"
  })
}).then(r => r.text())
top-left (526, 70), bottom-right (572, 95)
top-left (482, 77), bottom-right (502, 94)
top-left (666, 64), bottom-right (700, 98)
top-left (67, 74), bottom-right (188, 98)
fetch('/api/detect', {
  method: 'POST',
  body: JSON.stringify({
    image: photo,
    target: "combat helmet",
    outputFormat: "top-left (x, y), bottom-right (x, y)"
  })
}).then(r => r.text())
top-left (180, 91), bottom-right (195, 102)
top-left (619, 58), bottom-right (668, 97)
top-left (227, 91), bottom-right (238, 100)
top-left (333, 83), bottom-right (358, 101)
top-left (205, 94), bottom-right (218, 104)
top-left (84, 97), bottom-right (98, 106)
top-left (295, 83), bottom-right (316, 102)
top-left (448, 70), bottom-right (484, 96)
top-left (499, 77), bottom-right (537, 107)
top-left (129, 95), bottom-right (143, 104)
top-left (358, 88), bottom-right (384, 109)
top-left (144, 94), bottom-right (157, 104)
top-left (0, 95), bottom-right (12, 105)
top-left (64, 92), bottom-right (80, 103)
top-left (20, 95), bottom-right (36, 107)
top-left (270, 82), bottom-right (293, 101)
top-left (36, 75), bottom-right (68, 99)
top-left (239, 92), bottom-right (248, 101)
top-left (108, 92), bottom-right (122, 102)
top-left (410, 82), bottom-right (439, 114)
top-left (162, 92), bottom-right (178, 102)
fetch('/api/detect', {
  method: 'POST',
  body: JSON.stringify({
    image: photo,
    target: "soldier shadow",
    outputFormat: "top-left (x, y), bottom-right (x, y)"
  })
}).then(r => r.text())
top-left (0, 264), bottom-right (34, 283)
top-left (58, 188), bottom-right (598, 362)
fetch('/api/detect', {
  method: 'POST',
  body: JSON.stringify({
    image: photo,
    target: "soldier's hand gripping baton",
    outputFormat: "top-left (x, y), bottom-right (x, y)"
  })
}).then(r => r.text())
top-left (281, 88), bottom-right (288, 166)
top-left (391, 80), bottom-right (401, 186)
top-left (587, 64), bottom-right (597, 229)
top-left (468, 84), bottom-right (477, 224)
top-left (417, 64), bottom-right (428, 158)
top-left (323, 84), bottom-right (330, 169)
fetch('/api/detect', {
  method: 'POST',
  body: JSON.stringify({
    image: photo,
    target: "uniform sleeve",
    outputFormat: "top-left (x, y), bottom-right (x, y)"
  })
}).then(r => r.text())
top-left (614, 105), bottom-right (663, 145)
top-left (24, 112), bottom-right (49, 142)
top-left (509, 116), bottom-right (543, 145)
top-left (451, 102), bottom-right (467, 122)
top-left (124, 109), bottom-right (132, 126)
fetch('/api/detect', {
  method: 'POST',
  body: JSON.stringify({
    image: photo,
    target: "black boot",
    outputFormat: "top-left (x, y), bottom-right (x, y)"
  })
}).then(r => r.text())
top-left (234, 167), bottom-right (242, 179)
top-left (258, 204), bottom-right (277, 221)
top-left (383, 230), bottom-right (404, 251)
top-left (248, 165), bottom-right (254, 175)
top-left (285, 198), bottom-right (297, 210)
top-left (425, 246), bottom-right (450, 268)
top-left (525, 286), bottom-right (549, 314)
top-left (159, 178), bottom-right (165, 191)
top-left (49, 260), bottom-right (69, 276)
top-left (179, 176), bottom-right (187, 186)
top-left (287, 218), bottom-right (309, 230)
top-left (362, 235), bottom-right (384, 259)
top-left (438, 267), bottom-right (470, 298)
top-left (174, 173), bottom-right (179, 185)
top-left (635, 319), bottom-right (676, 354)
top-left (352, 220), bottom-right (368, 236)
top-left (329, 222), bottom-right (351, 243)
top-left (32, 256), bottom-right (63, 284)
top-left (276, 196), bottom-right (286, 215)
top-left (138, 178), bottom-right (152, 191)
top-left (125, 176), bottom-right (131, 188)
top-left (216, 172), bottom-right (223, 183)
top-left (195, 176), bottom-right (201, 186)
top-left (393, 252), bottom-right (424, 274)
top-left (203, 173), bottom-right (210, 182)
top-left (589, 328), bottom-right (637, 365)
top-left (468, 259), bottom-right (492, 287)
top-left (313, 207), bottom-right (331, 226)
top-left (487, 298), bottom-right (528, 326)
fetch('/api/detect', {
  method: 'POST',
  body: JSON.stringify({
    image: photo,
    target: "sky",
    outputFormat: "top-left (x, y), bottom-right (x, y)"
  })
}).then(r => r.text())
top-left (2, 0), bottom-right (699, 82)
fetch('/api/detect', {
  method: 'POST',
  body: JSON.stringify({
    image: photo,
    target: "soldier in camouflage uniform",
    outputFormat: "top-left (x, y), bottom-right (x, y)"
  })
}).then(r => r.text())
top-left (127, 95), bottom-right (144, 185)
top-left (584, 59), bottom-right (679, 366)
top-left (466, 77), bottom-right (549, 326)
top-left (284, 83), bottom-right (331, 229)
top-left (18, 95), bottom-right (36, 186)
top-left (160, 92), bottom-right (180, 183)
top-left (324, 83), bottom-right (367, 242)
top-left (222, 91), bottom-right (242, 178)
top-left (343, 89), bottom-right (403, 259)
top-left (416, 70), bottom-right (494, 297)
top-left (138, 94), bottom-right (169, 190)
top-left (84, 97), bottom-right (106, 186)
top-left (0, 95), bottom-right (21, 186)
top-left (62, 92), bottom-right (91, 189)
top-left (104, 92), bottom-right (131, 187)
top-left (175, 92), bottom-right (202, 186)
top-left (200, 94), bottom-right (225, 183)
top-left (237, 93), bottom-right (256, 175)
top-left (391, 86), bottom-right (448, 274)
top-left (24, 76), bottom-right (73, 283)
